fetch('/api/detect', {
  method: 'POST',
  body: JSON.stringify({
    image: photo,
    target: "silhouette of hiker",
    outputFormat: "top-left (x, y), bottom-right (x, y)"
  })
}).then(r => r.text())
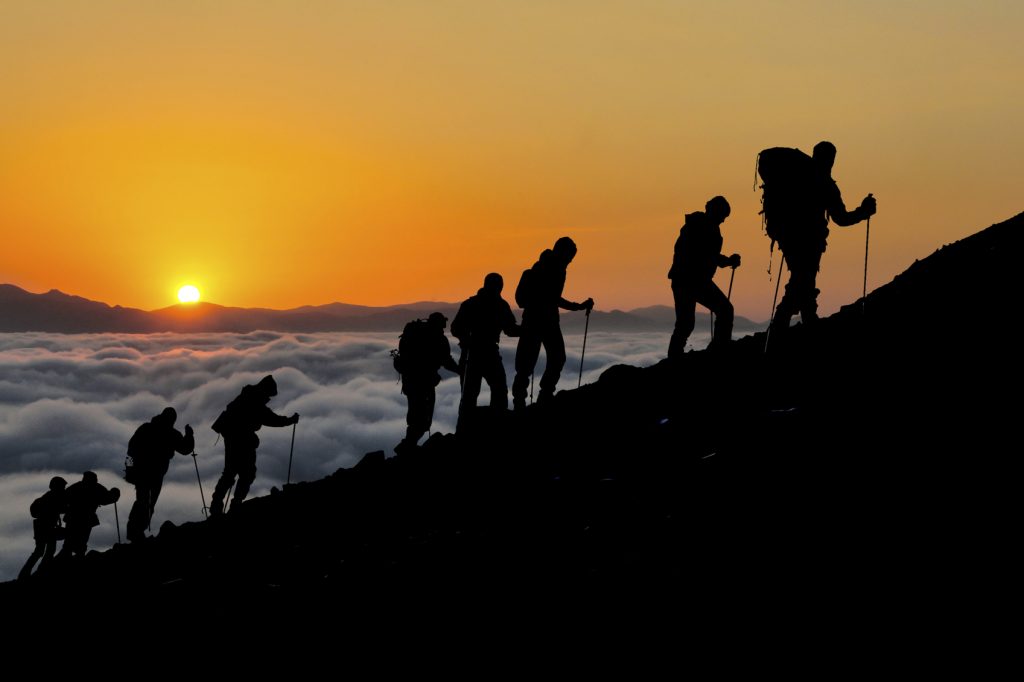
top-left (395, 312), bottom-right (460, 454)
top-left (18, 476), bottom-right (67, 580)
top-left (451, 273), bottom-right (521, 419)
top-left (511, 237), bottom-right (593, 409)
top-left (57, 471), bottom-right (119, 560)
top-left (125, 407), bottom-right (195, 542)
top-left (770, 141), bottom-right (877, 333)
top-left (668, 196), bottom-right (741, 358)
top-left (209, 375), bottom-right (299, 516)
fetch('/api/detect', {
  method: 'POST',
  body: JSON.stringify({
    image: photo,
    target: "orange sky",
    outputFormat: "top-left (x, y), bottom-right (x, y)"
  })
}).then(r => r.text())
top-left (1, 1), bottom-right (1022, 320)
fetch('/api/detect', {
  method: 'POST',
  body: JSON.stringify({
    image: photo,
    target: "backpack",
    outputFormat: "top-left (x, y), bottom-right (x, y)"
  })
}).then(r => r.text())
top-left (211, 408), bottom-right (232, 435)
top-left (514, 268), bottom-right (535, 309)
top-left (394, 319), bottom-right (432, 375)
top-left (756, 147), bottom-right (816, 249)
top-left (124, 421), bottom-right (155, 483)
top-left (29, 495), bottom-right (45, 519)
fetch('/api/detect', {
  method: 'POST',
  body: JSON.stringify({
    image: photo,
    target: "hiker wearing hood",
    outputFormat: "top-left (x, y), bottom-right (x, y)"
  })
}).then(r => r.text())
top-left (19, 476), bottom-right (67, 580)
top-left (57, 471), bottom-right (119, 559)
top-left (668, 196), bottom-right (741, 358)
top-left (125, 407), bottom-right (195, 543)
top-left (511, 237), bottom-right (594, 409)
top-left (769, 141), bottom-right (877, 334)
top-left (209, 375), bottom-right (299, 516)
top-left (451, 273), bottom-right (521, 417)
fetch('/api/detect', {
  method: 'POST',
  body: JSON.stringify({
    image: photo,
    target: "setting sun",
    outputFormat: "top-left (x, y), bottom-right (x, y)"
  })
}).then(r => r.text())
top-left (177, 285), bottom-right (200, 304)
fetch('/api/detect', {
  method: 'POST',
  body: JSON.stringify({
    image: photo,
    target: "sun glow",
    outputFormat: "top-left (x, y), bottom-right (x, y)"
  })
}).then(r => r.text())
top-left (177, 285), bottom-right (200, 304)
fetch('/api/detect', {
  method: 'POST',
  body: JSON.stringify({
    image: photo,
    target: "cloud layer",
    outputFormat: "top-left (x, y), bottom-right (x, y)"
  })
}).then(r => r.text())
top-left (0, 329), bottom-right (680, 580)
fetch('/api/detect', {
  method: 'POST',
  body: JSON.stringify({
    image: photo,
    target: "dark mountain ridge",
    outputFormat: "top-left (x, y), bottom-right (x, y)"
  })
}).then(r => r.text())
top-left (0, 283), bottom-right (758, 333)
top-left (4, 213), bottom-right (1019, 635)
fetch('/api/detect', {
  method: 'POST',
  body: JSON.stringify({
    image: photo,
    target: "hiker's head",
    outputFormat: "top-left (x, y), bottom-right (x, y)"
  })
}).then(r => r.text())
top-left (813, 141), bottom-right (837, 171)
top-left (553, 236), bottom-right (577, 265)
top-left (157, 407), bottom-right (177, 426)
top-left (428, 312), bottom-right (448, 331)
top-left (705, 196), bottom-right (731, 224)
top-left (257, 375), bottom-right (278, 398)
top-left (50, 476), bottom-right (67, 492)
top-left (482, 272), bottom-right (504, 295)
top-left (82, 471), bottom-right (98, 485)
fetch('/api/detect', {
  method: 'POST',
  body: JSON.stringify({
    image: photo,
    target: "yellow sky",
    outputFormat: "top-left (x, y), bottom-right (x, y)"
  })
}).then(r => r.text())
top-left (1, 1), bottom-right (1021, 320)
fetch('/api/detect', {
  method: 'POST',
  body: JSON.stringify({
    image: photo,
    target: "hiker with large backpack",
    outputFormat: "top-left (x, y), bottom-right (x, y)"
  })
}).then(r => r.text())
top-left (511, 237), bottom-right (594, 409)
top-left (451, 273), bottom-right (521, 422)
top-left (757, 141), bottom-right (877, 336)
top-left (18, 476), bottom-right (67, 580)
top-left (124, 407), bottom-right (195, 543)
top-left (394, 312), bottom-right (460, 454)
top-left (56, 471), bottom-right (120, 560)
top-left (667, 196), bottom-right (741, 359)
top-left (208, 375), bottom-right (299, 516)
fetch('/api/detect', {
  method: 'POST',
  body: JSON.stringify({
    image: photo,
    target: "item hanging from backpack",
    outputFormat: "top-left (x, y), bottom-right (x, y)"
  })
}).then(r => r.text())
top-left (123, 455), bottom-right (138, 485)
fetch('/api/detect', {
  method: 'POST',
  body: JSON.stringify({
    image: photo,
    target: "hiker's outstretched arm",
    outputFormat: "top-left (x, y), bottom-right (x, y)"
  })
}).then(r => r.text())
top-left (827, 185), bottom-right (873, 227)
top-left (260, 407), bottom-right (294, 427)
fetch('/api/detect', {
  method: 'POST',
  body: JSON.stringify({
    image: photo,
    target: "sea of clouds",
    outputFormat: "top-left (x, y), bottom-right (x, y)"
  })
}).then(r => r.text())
top-left (0, 329), bottom-right (690, 580)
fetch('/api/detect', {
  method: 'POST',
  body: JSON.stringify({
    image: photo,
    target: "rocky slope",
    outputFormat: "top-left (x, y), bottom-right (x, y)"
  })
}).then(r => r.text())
top-left (4, 213), bottom-right (1019, 634)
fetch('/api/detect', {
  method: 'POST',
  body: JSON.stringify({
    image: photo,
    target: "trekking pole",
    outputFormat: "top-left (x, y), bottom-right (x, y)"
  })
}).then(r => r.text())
top-left (113, 500), bottom-right (122, 544)
top-left (578, 307), bottom-right (591, 389)
top-left (286, 421), bottom-right (297, 485)
top-left (862, 212), bottom-right (871, 315)
top-left (764, 255), bottom-right (786, 354)
top-left (192, 452), bottom-right (208, 519)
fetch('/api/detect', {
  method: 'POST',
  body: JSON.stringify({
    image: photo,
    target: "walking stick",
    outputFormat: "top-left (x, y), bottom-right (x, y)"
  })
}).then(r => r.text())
top-left (578, 307), bottom-right (591, 389)
top-left (764, 255), bottom-right (787, 354)
top-left (862, 213), bottom-right (871, 315)
top-left (113, 500), bottom-right (121, 544)
top-left (286, 421), bottom-right (297, 485)
top-left (192, 452), bottom-right (208, 519)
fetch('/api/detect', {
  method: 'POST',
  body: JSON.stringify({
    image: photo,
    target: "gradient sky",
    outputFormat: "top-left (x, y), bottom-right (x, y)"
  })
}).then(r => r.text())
top-left (1, 1), bottom-right (1021, 320)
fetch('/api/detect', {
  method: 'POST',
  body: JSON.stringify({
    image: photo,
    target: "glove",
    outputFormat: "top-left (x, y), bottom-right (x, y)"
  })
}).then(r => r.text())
top-left (860, 194), bottom-right (877, 217)
top-left (291, 413), bottom-right (300, 425)
top-left (581, 298), bottom-right (595, 312)
top-left (729, 253), bottom-right (741, 268)
top-left (111, 488), bottom-right (121, 501)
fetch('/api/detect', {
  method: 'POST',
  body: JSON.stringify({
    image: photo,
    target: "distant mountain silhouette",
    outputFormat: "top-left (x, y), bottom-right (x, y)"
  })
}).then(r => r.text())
top-left (4, 213), bottom-right (1019, 634)
top-left (0, 284), bottom-right (753, 333)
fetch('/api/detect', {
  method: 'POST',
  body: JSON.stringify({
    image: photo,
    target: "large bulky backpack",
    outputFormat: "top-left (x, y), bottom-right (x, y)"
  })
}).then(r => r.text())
top-left (394, 319), bottom-right (432, 375)
top-left (756, 147), bottom-right (816, 250)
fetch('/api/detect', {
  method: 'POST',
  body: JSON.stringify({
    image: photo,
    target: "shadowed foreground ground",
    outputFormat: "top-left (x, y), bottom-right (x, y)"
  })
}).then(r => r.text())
top-left (4, 214), bottom-right (1019, 640)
